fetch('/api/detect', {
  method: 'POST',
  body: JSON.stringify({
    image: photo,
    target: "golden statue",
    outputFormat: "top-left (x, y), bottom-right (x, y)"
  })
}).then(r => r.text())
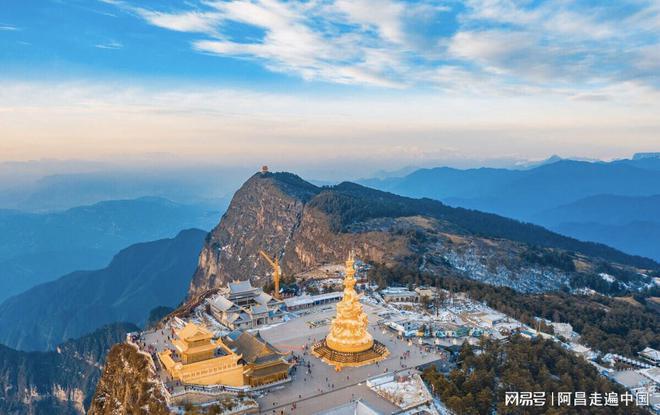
top-left (312, 252), bottom-right (389, 370)
top-left (326, 252), bottom-right (373, 353)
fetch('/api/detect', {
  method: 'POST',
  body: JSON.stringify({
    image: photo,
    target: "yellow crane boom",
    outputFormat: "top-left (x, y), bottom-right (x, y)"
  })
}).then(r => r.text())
top-left (259, 250), bottom-right (281, 299)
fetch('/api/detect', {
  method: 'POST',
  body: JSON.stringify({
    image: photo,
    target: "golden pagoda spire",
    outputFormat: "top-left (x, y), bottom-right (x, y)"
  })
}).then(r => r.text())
top-left (312, 251), bottom-right (388, 370)
top-left (325, 251), bottom-right (373, 353)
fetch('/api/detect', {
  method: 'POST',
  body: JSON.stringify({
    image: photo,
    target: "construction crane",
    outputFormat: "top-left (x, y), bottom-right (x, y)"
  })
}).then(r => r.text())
top-left (259, 250), bottom-right (281, 299)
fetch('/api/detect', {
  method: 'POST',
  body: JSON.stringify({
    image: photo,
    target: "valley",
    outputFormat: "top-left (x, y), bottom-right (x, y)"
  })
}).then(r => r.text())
top-left (0, 197), bottom-right (222, 302)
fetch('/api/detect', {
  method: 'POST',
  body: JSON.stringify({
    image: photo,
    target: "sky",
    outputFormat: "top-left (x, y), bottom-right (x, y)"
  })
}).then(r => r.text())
top-left (1, 0), bottom-right (660, 177)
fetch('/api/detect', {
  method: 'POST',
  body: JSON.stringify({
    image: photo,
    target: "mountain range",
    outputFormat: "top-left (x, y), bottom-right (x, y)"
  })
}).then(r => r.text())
top-left (0, 164), bottom-right (251, 212)
top-left (0, 229), bottom-right (206, 351)
top-left (359, 156), bottom-right (660, 261)
top-left (4, 168), bottom-right (656, 354)
top-left (0, 197), bottom-right (221, 302)
top-left (534, 194), bottom-right (660, 225)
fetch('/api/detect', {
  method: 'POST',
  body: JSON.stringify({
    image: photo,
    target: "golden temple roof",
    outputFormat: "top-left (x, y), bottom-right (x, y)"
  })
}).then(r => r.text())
top-left (175, 322), bottom-right (213, 343)
top-left (224, 331), bottom-right (283, 364)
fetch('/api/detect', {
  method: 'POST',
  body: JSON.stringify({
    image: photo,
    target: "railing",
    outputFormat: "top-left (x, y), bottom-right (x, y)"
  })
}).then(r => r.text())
top-left (168, 376), bottom-right (292, 398)
top-left (170, 384), bottom-right (240, 398)
top-left (312, 339), bottom-right (388, 363)
top-left (608, 354), bottom-right (654, 369)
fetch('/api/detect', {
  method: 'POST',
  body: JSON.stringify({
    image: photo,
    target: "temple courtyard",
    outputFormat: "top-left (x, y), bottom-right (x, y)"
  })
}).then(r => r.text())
top-left (134, 254), bottom-right (448, 413)
top-left (255, 302), bottom-right (445, 414)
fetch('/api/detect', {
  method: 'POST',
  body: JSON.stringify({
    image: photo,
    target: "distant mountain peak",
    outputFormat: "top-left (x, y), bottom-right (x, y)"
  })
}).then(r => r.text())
top-left (0, 229), bottom-right (206, 351)
top-left (633, 152), bottom-right (660, 160)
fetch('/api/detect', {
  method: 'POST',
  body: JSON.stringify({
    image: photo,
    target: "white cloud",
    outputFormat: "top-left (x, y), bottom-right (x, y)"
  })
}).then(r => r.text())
top-left (569, 93), bottom-right (610, 102)
top-left (0, 24), bottom-right (19, 31)
top-left (187, 0), bottom-right (409, 87)
top-left (136, 9), bottom-right (222, 33)
top-left (95, 40), bottom-right (123, 50)
top-left (462, 1), bottom-right (616, 41)
top-left (333, 0), bottom-right (406, 45)
top-left (448, 31), bottom-right (533, 67)
top-left (636, 43), bottom-right (660, 72)
top-left (448, 1), bottom-right (660, 87)
top-left (446, 30), bottom-right (588, 83)
top-left (107, 0), bottom-right (660, 95)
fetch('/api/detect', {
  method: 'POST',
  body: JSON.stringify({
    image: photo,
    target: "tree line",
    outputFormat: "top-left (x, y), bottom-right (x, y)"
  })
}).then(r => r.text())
top-left (423, 337), bottom-right (650, 415)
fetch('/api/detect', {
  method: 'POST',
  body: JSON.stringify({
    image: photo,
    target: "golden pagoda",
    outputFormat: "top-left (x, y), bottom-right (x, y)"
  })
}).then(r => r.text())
top-left (312, 252), bottom-right (389, 370)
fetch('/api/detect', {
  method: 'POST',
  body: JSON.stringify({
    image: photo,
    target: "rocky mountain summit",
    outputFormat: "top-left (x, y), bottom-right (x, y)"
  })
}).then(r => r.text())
top-left (88, 343), bottom-right (170, 415)
top-left (189, 171), bottom-right (656, 297)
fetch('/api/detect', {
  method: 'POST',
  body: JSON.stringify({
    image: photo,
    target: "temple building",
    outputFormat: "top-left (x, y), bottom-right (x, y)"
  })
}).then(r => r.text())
top-left (208, 280), bottom-right (285, 329)
top-left (159, 322), bottom-right (291, 388)
top-left (158, 323), bottom-right (244, 386)
top-left (223, 330), bottom-right (292, 387)
top-left (312, 253), bottom-right (389, 371)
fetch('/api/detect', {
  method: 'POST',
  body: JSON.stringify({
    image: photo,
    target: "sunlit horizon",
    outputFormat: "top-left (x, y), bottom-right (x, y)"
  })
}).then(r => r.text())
top-left (2, 0), bottom-right (660, 178)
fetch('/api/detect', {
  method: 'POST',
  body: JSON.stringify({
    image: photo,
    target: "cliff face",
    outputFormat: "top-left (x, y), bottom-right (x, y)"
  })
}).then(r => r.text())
top-left (0, 323), bottom-right (137, 415)
top-left (189, 172), bottom-right (654, 296)
top-left (189, 172), bottom-right (422, 298)
top-left (283, 206), bottom-right (413, 272)
top-left (88, 343), bottom-right (170, 415)
top-left (189, 172), bottom-right (319, 297)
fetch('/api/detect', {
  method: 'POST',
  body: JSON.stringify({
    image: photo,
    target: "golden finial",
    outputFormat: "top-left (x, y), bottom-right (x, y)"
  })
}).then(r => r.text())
top-left (345, 250), bottom-right (356, 280)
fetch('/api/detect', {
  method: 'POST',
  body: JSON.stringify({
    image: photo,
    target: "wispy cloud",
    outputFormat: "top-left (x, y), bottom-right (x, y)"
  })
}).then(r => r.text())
top-left (102, 0), bottom-right (660, 95)
top-left (94, 40), bottom-right (123, 50)
top-left (0, 24), bottom-right (19, 31)
top-left (110, 0), bottom-right (449, 88)
top-left (136, 9), bottom-right (222, 33)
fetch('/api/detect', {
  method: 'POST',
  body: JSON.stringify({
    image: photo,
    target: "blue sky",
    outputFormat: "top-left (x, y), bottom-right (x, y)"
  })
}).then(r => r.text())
top-left (3, 0), bottom-right (658, 90)
top-left (1, 0), bottom-right (660, 175)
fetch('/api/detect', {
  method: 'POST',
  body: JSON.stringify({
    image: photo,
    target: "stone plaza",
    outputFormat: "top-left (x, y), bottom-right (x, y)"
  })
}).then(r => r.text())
top-left (255, 302), bottom-right (445, 414)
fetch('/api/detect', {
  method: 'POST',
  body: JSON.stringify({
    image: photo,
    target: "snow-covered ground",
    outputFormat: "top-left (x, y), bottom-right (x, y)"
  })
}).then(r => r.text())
top-left (368, 372), bottom-right (438, 413)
